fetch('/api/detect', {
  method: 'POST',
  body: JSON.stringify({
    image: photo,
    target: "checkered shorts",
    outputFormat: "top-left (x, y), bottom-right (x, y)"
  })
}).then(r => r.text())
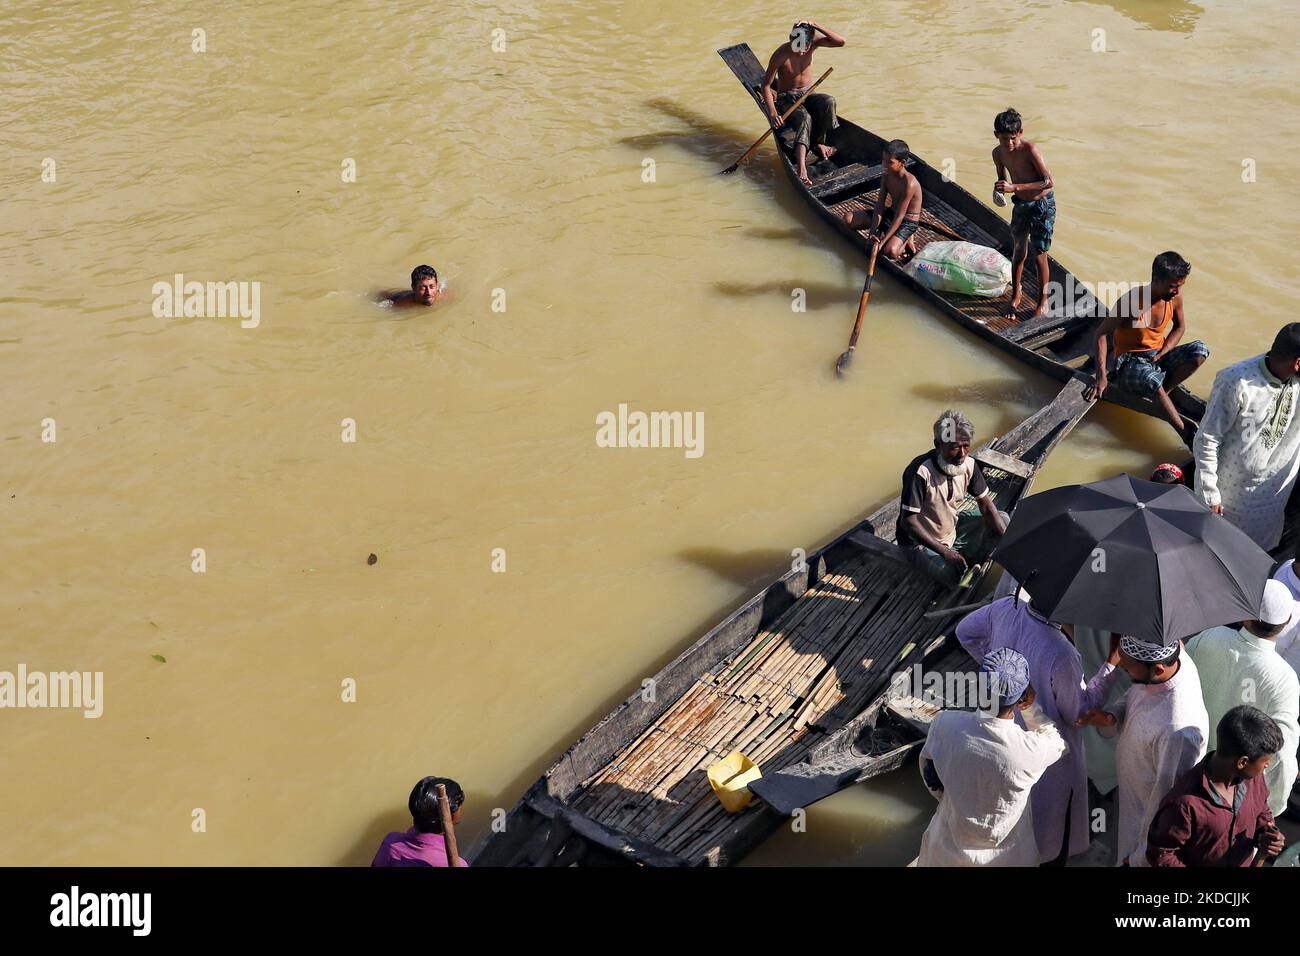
top-left (1112, 341), bottom-right (1210, 397)
top-left (1011, 193), bottom-right (1056, 254)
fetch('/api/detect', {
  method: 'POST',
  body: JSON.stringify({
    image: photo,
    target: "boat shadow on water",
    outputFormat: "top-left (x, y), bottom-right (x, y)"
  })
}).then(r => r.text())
top-left (629, 99), bottom-right (867, 263)
top-left (713, 278), bottom-right (861, 313)
top-left (677, 546), bottom-right (808, 590)
top-left (622, 98), bottom-right (775, 183)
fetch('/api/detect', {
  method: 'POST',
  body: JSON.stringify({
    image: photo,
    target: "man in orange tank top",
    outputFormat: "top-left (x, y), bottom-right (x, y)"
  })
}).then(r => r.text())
top-left (1084, 251), bottom-right (1209, 446)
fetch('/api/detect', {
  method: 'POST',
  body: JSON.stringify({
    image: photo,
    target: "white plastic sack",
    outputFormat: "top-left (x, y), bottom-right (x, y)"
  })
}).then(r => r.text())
top-left (903, 240), bottom-right (1011, 297)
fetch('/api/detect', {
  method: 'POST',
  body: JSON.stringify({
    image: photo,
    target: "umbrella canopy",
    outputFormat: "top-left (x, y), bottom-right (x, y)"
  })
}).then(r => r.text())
top-left (993, 474), bottom-right (1273, 644)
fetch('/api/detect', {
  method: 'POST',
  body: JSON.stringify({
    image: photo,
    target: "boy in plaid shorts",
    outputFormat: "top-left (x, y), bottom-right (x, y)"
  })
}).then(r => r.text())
top-left (1085, 251), bottom-right (1209, 446)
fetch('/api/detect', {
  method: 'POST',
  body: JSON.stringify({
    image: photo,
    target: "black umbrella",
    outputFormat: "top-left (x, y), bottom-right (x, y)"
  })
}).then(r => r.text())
top-left (993, 474), bottom-right (1272, 645)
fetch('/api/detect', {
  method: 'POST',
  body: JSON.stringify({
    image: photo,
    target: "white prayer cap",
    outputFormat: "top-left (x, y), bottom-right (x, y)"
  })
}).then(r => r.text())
top-left (1119, 634), bottom-right (1178, 663)
top-left (1259, 579), bottom-right (1294, 627)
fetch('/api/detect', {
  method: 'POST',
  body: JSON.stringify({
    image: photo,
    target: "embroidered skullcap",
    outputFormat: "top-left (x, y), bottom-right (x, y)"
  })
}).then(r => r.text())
top-left (1119, 634), bottom-right (1178, 663)
top-left (981, 647), bottom-right (1031, 708)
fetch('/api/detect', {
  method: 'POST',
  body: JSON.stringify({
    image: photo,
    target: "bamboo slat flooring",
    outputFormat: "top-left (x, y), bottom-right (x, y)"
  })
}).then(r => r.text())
top-left (570, 547), bottom-right (948, 862)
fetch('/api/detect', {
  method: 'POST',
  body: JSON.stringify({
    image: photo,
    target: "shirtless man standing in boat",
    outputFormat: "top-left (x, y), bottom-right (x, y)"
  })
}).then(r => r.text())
top-left (761, 20), bottom-right (847, 187)
top-left (842, 140), bottom-right (923, 261)
top-left (992, 108), bottom-right (1055, 320)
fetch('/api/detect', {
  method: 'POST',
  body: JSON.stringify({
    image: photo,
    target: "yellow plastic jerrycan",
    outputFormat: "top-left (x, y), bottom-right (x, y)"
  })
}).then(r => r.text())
top-left (707, 750), bottom-right (762, 813)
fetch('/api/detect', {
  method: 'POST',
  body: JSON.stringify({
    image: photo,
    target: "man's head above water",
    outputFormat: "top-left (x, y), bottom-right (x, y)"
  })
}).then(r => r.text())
top-left (410, 264), bottom-right (440, 305)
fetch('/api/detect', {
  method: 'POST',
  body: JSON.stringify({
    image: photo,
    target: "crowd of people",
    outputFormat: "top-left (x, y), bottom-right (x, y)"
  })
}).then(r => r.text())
top-left (903, 324), bottom-right (1300, 867)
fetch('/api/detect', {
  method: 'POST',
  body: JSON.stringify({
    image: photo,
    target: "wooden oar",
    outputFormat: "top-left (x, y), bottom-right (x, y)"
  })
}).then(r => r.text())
top-left (435, 783), bottom-right (463, 867)
top-left (834, 237), bottom-right (880, 376)
top-left (720, 68), bottom-right (833, 174)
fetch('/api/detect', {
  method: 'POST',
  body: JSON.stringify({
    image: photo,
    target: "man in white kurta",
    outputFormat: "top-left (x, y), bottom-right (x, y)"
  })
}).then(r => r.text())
top-left (1089, 636), bottom-right (1208, 867)
top-left (917, 647), bottom-right (1067, 866)
top-left (1190, 574), bottom-right (1300, 816)
top-left (1194, 327), bottom-right (1300, 550)
top-left (1271, 558), bottom-right (1300, 677)
top-left (1188, 580), bottom-right (1300, 817)
top-left (1074, 624), bottom-right (1130, 796)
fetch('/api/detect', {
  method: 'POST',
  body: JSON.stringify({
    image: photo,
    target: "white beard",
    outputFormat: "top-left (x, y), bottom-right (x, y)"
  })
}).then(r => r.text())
top-left (935, 456), bottom-right (965, 477)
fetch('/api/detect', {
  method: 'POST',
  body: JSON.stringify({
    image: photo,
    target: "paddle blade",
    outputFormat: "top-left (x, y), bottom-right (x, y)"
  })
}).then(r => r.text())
top-left (835, 349), bottom-right (854, 377)
top-left (749, 768), bottom-right (860, 816)
top-left (719, 162), bottom-right (740, 175)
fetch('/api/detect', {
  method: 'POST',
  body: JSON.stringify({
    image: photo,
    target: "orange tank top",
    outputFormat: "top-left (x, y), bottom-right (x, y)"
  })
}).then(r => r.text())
top-left (1113, 291), bottom-right (1173, 354)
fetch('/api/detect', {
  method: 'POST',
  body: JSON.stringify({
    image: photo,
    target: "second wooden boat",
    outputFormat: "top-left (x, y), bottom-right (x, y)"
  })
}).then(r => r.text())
top-left (717, 43), bottom-right (1205, 430)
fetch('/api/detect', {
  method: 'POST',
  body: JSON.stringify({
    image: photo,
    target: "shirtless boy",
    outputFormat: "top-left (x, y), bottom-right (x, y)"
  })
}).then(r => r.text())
top-left (841, 140), bottom-right (922, 261)
top-left (761, 20), bottom-right (847, 186)
top-left (992, 108), bottom-right (1055, 320)
top-left (381, 264), bottom-right (443, 308)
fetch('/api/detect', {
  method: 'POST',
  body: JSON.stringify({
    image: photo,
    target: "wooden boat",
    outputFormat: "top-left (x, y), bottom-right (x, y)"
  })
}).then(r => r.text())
top-left (471, 376), bottom-right (1094, 867)
top-left (717, 43), bottom-right (1205, 430)
top-left (747, 641), bottom-right (974, 816)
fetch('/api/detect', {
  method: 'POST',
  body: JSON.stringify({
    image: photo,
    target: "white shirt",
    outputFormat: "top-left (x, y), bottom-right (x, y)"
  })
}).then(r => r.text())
top-left (1102, 650), bottom-right (1209, 867)
top-left (1187, 624), bottom-right (1300, 817)
top-left (956, 597), bottom-right (1119, 861)
top-left (1194, 355), bottom-right (1300, 550)
top-left (917, 703), bottom-right (1066, 867)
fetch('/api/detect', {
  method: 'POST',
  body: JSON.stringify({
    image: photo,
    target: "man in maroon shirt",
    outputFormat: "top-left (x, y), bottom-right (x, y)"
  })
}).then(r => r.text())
top-left (371, 776), bottom-right (469, 867)
top-left (1147, 705), bottom-right (1288, 866)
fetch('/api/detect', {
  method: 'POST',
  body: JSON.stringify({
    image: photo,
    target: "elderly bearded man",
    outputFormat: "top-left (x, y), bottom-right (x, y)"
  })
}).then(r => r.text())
top-left (896, 409), bottom-right (1008, 584)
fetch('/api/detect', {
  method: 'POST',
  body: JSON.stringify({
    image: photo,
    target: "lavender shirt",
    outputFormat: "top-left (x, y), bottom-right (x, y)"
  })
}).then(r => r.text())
top-left (371, 827), bottom-right (468, 867)
top-left (957, 596), bottom-right (1120, 862)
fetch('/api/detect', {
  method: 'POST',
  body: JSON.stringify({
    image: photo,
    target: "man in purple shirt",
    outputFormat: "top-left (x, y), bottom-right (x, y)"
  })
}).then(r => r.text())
top-left (371, 776), bottom-right (470, 867)
top-left (957, 592), bottom-right (1122, 864)
top-left (1147, 706), bottom-right (1287, 866)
